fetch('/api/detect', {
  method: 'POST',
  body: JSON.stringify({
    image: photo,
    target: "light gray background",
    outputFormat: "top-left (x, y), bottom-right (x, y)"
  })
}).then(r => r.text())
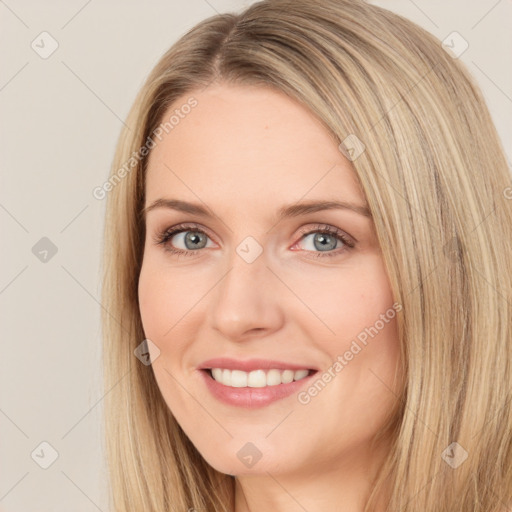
top-left (1, 1), bottom-right (510, 511)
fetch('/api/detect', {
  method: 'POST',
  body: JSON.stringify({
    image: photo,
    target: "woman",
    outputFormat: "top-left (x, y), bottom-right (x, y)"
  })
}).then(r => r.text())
top-left (100, 0), bottom-right (512, 510)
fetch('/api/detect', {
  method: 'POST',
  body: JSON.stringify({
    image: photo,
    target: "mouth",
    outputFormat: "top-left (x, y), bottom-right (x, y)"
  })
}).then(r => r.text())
top-left (199, 367), bottom-right (318, 408)
top-left (197, 357), bottom-right (320, 407)
top-left (202, 368), bottom-right (317, 388)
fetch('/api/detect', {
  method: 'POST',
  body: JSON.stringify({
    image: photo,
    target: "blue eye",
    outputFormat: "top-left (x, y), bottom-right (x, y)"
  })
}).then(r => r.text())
top-left (294, 225), bottom-right (354, 258)
top-left (153, 222), bottom-right (355, 259)
top-left (154, 223), bottom-right (213, 257)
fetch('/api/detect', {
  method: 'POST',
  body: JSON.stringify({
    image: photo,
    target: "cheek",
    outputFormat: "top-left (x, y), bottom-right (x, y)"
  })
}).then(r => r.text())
top-left (138, 258), bottom-right (208, 370)
top-left (138, 263), bottom-right (165, 337)
top-left (336, 257), bottom-right (400, 372)
top-left (137, 260), bottom-right (184, 344)
top-left (137, 261), bottom-right (196, 411)
top-left (290, 254), bottom-right (395, 341)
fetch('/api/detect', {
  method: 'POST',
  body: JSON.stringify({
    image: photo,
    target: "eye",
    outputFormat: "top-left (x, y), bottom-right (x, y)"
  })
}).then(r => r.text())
top-left (153, 223), bottom-right (215, 257)
top-left (292, 224), bottom-right (355, 259)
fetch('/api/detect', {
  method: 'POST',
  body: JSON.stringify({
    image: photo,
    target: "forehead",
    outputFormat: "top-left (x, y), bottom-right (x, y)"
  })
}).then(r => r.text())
top-left (145, 83), bottom-right (365, 210)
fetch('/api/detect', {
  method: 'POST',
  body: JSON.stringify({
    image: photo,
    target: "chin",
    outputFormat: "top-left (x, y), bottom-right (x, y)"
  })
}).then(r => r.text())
top-left (194, 439), bottom-right (289, 476)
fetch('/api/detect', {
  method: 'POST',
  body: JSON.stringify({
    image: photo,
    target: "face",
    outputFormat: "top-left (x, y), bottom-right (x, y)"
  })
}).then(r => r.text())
top-left (138, 82), bottom-right (402, 477)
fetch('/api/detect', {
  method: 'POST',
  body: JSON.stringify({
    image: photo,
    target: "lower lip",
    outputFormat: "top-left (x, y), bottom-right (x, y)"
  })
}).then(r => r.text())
top-left (199, 369), bottom-right (317, 408)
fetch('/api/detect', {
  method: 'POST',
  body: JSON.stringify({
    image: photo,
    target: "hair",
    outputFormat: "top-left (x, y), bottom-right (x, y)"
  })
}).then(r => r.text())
top-left (100, 0), bottom-right (512, 510)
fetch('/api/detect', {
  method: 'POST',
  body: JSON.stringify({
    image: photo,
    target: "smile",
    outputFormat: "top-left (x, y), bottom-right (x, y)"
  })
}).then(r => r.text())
top-left (199, 367), bottom-right (318, 408)
top-left (208, 368), bottom-right (312, 388)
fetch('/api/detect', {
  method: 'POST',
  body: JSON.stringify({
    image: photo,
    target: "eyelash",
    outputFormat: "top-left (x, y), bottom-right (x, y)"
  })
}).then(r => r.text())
top-left (152, 222), bottom-right (355, 259)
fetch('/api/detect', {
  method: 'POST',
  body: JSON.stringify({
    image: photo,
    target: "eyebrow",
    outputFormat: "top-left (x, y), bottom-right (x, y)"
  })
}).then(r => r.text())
top-left (142, 198), bottom-right (372, 220)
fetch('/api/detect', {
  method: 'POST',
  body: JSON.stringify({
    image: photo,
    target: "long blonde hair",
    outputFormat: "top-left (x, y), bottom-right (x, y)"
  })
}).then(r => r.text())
top-left (100, 0), bottom-right (512, 510)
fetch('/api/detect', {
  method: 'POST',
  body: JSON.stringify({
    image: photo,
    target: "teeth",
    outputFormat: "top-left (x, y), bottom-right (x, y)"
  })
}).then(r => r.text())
top-left (208, 368), bottom-right (311, 387)
top-left (231, 370), bottom-right (248, 388)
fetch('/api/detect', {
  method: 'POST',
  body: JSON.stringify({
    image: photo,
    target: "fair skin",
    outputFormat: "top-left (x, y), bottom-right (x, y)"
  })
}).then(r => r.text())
top-left (138, 82), bottom-right (402, 512)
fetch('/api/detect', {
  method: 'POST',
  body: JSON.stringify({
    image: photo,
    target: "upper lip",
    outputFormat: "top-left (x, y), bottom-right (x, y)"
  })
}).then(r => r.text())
top-left (199, 357), bottom-right (318, 372)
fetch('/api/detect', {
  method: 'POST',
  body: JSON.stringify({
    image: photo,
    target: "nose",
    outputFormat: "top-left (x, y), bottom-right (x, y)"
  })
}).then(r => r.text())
top-left (207, 248), bottom-right (285, 341)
